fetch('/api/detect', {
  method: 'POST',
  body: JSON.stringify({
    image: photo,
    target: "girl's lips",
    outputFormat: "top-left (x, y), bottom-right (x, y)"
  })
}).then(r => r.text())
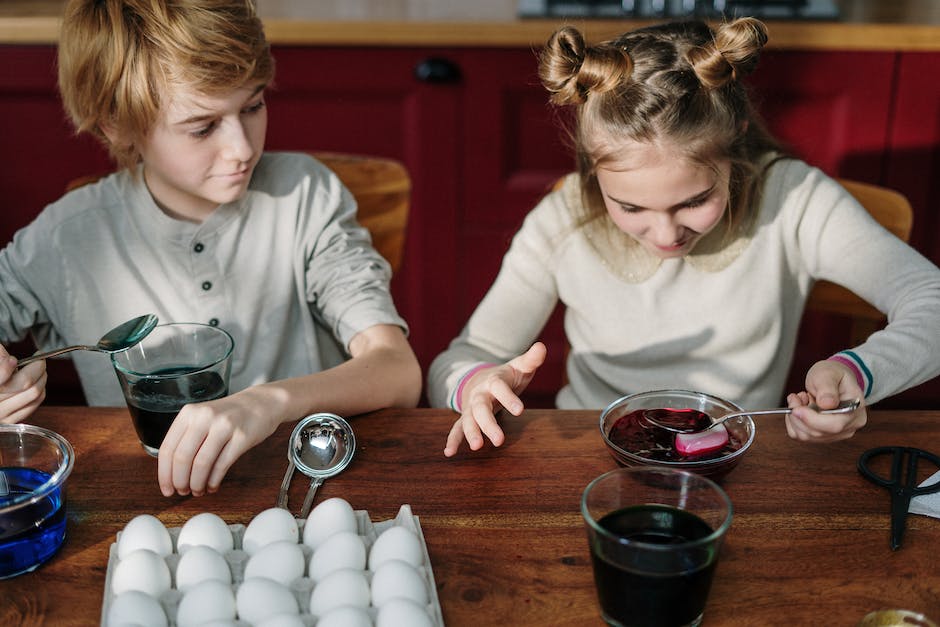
top-left (654, 239), bottom-right (690, 252)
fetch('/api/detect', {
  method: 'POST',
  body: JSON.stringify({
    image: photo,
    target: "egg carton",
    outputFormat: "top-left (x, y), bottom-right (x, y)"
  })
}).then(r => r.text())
top-left (100, 504), bottom-right (444, 626)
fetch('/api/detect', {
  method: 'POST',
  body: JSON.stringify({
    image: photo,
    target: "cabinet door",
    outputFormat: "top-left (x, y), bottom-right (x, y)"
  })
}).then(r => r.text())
top-left (881, 51), bottom-right (940, 407)
top-left (747, 50), bottom-right (895, 181)
top-left (457, 49), bottom-right (576, 405)
top-left (265, 47), bottom-right (464, 369)
top-left (0, 46), bottom-right (113, 245)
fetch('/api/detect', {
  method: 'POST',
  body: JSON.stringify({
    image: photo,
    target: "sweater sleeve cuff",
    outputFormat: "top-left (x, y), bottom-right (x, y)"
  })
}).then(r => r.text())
top-left (449, 362), bottom-right (495, 413)
top-left (828, 350), bottom-right (873, 398)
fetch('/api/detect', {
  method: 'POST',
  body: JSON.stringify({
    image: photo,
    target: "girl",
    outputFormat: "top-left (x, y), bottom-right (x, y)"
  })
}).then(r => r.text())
top-left (428, 18), bottom-right (940, 457)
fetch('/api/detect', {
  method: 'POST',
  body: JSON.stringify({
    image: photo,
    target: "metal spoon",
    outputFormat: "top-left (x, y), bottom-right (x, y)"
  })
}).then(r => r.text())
top-left (16, 314), bottom-right (159, 367)
top-left (275, 413), bottom-right (355, 517)
top-left (644, 398), bottom-right (862, 434)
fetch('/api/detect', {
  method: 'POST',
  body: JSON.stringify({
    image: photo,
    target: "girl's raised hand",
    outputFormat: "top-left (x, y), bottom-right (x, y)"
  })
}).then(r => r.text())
top-left (0, 344), bottom-right (47, 424)
top-left (444, 342), bottom-right (547, 457)
top-left (785, 358), bottom-right (867, 442)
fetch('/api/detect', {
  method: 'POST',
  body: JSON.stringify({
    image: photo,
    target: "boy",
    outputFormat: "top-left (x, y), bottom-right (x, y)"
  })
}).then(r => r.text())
top-left (0, 0), bottom-right (421, 496)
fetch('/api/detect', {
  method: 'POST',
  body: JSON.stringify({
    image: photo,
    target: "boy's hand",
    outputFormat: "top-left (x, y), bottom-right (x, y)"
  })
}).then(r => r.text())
top-left (157, 386), bottom-right (282, 497)
top-left (785, 359), bottom-right (867, 442)
top-left (0, 345), bottom-right (46, 424)
top-left (444, 342), bottom-right (547, 457)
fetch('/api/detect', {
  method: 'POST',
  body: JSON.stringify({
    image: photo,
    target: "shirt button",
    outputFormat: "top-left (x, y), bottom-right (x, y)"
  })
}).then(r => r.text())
top-left (202, 281), bottom-right (212, 291)
top-left (208, 318), bottom-right (219, 327)
top-left (194, 242), bottom-right (205, 253)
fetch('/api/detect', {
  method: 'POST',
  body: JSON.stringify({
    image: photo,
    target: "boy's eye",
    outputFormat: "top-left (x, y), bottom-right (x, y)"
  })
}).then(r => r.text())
top-left (190, 121), bottom-right (217, 139)
top-left (244, 100), bottom-right (265, 114)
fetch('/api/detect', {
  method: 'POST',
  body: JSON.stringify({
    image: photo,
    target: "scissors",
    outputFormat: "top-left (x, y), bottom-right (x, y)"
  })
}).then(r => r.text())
top-left (857, 446), bottom-right (940, 550)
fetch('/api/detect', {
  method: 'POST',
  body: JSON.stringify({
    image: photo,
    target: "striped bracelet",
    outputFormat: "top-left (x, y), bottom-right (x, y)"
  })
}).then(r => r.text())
top-left (828, 350), bottom-right (872, 398)
top-left (449, 363), bottom-right (496, 413)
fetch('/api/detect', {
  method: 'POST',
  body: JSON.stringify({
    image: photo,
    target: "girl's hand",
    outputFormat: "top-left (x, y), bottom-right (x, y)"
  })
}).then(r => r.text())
top-left (785, 359), bottom-right (867, 442)
top-left (444, 342), bottom-right (547, 457)
top-left (0, 345), bottom-right (46, 424)
top-left (157, 386), bottom-right (283, 497)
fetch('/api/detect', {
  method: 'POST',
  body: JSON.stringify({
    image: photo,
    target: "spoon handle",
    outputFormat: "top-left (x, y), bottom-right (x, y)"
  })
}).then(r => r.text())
top-left (276, 461), bottom-right (295, 510)
top-left (300, 477), bottom-right (325, 519)
top-left (714, 398), bottom-right (861, 427)
top-left (17, 345), bottom-right (96, 367)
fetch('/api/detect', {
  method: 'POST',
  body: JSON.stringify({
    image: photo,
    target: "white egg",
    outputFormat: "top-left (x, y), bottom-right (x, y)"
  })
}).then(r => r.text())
top-left (309, 531), bottom-right (366, 582)
top-left (111, 548), bottom-right (172, 598)
top-left (242, 507), bottom-right (299, 555)
top-left (368, 525), bottom-right (424, 570)
top-left (255, 613), bottom-right (307, 627)
top-left (175, 579), bottom-right (236, 627)
top-left (177, 512), bottom-right (234, 554)
top-left (375, 597), bottom-right (435, 627)
top-left (235, 577), bottom-right (299, 625)
top-left (309, 568), bottom-right (370, 617)
top-left (117, 514), bottom-right (172, 560)
top-left (244, 540), bottom-right (305, 586)
top-left (174, 545), bottom-right (232, 593)
top-left (303, 497), bottom-right (358, 549)
top-left (371, 559), bottom-right (429, 607)
top-left (106, 590), bottom-right (168, 627)
top-left (315, 605), bottom-right (373, 627)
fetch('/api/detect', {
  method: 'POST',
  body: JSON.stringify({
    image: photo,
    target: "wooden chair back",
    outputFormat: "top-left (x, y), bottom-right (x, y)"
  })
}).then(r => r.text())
top-left (311, 152), bottom-right (410, 273)
top-left (67, 151), bottom-right (411, 273)
top-left (805, 179), bottom-right (913, 343)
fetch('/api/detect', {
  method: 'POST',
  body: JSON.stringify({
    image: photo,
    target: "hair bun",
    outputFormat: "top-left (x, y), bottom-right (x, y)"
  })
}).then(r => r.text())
top-left (688, 17), bottom-right (768, 89)
top-left (539, 26), bottom-right (632, 105)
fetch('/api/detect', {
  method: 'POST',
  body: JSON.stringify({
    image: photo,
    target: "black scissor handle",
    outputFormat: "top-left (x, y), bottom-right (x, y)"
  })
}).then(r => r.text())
top-left (858, 446), bottom-right (940, 494)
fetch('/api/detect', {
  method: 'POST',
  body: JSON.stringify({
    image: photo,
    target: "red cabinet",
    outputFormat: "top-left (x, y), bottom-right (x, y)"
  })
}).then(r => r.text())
top-left (1, 44), bottom-right (938, 407)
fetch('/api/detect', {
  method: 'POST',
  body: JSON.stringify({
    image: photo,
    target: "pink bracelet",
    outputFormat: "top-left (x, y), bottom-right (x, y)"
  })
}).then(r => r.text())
top-left (452, 363), bottom-right (495, 413)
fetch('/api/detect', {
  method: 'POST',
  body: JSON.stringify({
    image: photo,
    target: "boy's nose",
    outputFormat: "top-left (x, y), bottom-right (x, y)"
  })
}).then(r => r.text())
top-left (221, 123), bottom-right (254, 162)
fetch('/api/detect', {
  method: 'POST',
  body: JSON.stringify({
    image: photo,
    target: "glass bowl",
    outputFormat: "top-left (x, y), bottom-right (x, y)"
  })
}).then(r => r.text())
top-left (599, 389), bottom-right (755, 481)
top-left (0, 424), bottom-right (75, 578)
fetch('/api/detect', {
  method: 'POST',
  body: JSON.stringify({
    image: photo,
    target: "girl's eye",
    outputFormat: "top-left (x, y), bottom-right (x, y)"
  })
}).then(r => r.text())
top-left (684, 197), bottom-right (707, 209)
top-left (617, 203), bottom-right (641, 214)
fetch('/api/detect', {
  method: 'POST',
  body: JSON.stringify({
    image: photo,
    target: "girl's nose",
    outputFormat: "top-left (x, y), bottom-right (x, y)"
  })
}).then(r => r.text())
top-left (648, 214), bottom-right (682, 247)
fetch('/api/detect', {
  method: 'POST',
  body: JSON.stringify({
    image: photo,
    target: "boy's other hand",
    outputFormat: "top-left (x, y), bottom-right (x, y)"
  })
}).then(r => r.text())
top-left (0, 345), bottom-right (47, 424)
top-left (157, 386), bottom-right (282, 497)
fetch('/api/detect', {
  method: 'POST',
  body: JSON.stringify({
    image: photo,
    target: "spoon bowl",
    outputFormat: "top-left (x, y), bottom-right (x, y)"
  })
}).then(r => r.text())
top-left (645, 398), bottom-right (861, 434)
top-left (16, 314), bottom-right (158, 367)
top-left (276, 413), bottom-right (355, 517)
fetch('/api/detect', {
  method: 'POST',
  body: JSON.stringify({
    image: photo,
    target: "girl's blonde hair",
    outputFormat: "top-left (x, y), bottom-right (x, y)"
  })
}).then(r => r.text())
top-left (539, 18), bottom-right (781, 235)
top-left (58, 0), bottom-right (274, 170)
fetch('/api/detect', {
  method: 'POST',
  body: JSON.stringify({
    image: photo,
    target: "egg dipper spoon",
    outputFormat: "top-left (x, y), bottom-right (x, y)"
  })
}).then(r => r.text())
top-left (276, 413), bottom-right (355, 518)
top-left (645, 398), bottom-right (861, 434)
top-left (16, 314), bottom-right (159, 367)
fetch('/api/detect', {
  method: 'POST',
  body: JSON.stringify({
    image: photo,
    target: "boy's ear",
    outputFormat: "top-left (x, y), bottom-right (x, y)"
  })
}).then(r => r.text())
top-left (98, 120), bottom-right (125, 146)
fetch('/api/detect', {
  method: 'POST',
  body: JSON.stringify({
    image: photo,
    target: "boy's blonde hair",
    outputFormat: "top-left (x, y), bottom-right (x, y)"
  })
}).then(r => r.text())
top-left (539, 18), bottom-right (781, 237)
top-left (58, 0), bottom-right (274, 170)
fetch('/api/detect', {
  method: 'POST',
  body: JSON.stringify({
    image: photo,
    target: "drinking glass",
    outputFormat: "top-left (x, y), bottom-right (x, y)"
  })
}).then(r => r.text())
top-left (112, 322), bottom-right (234, 456)
top-left (581, 467), bottom-right (733, 627)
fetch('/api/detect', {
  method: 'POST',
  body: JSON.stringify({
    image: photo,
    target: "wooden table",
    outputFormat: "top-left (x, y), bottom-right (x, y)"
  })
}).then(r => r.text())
top-left (2, 406), bottom-right (939, 626)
